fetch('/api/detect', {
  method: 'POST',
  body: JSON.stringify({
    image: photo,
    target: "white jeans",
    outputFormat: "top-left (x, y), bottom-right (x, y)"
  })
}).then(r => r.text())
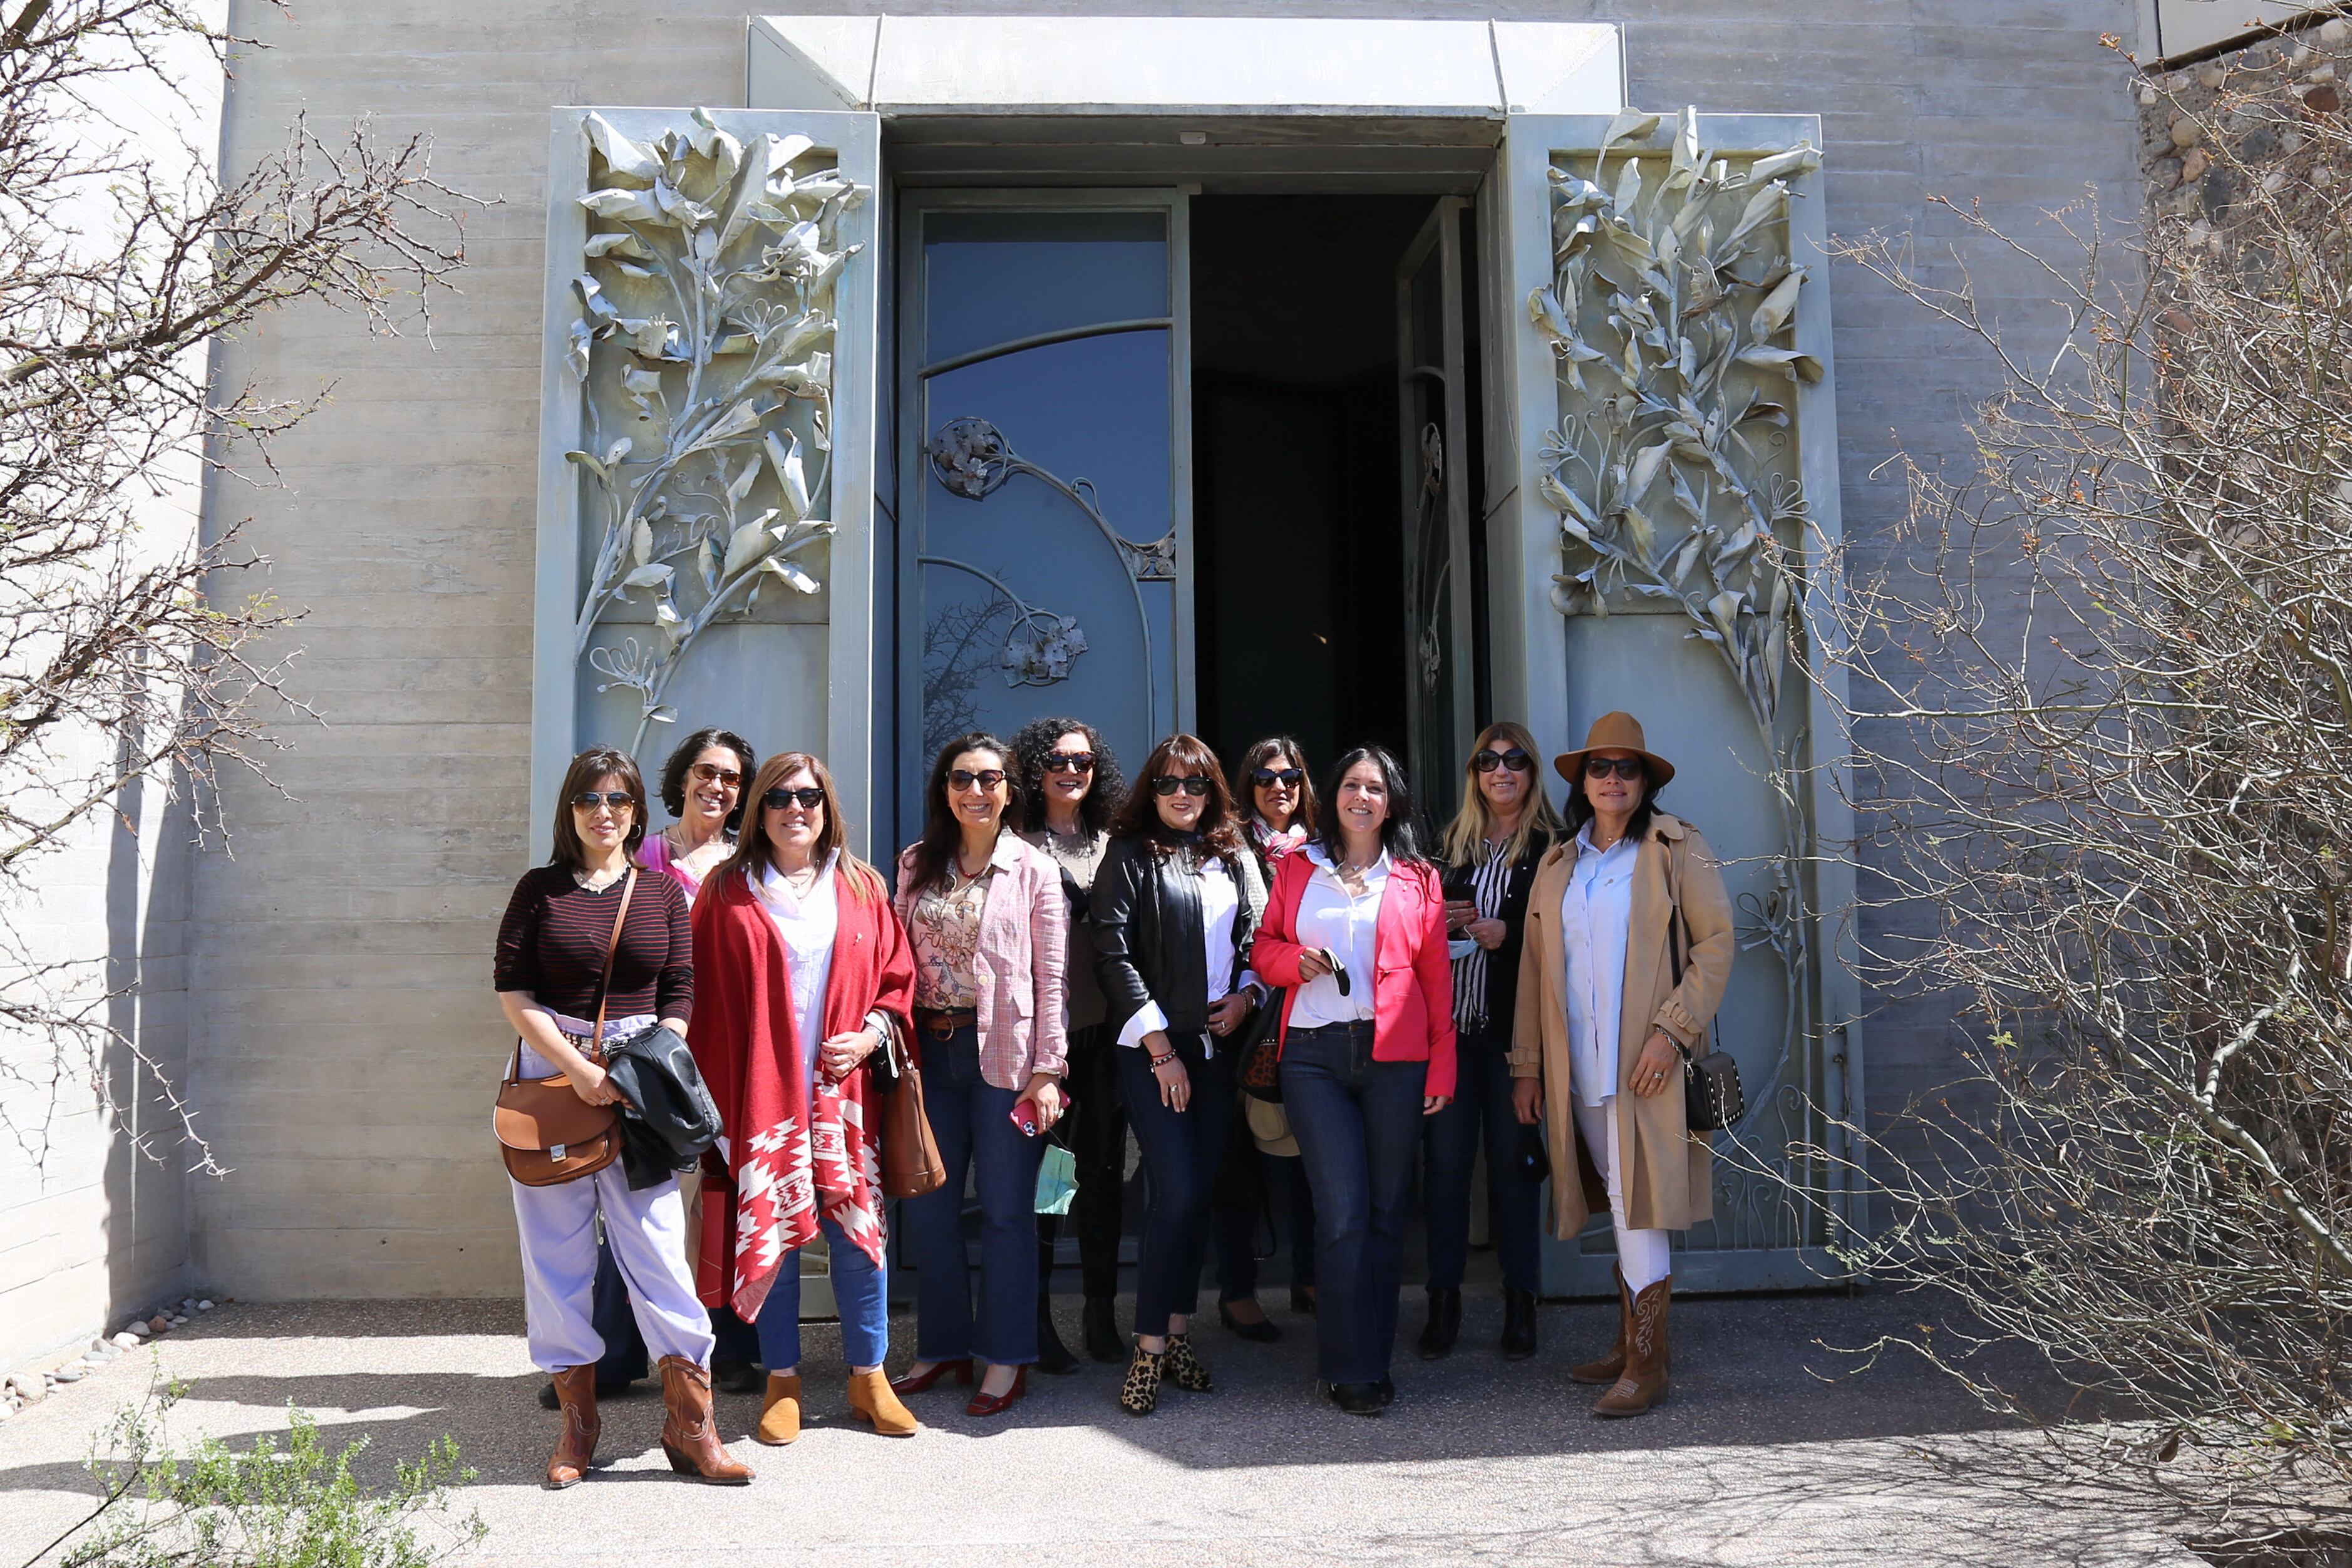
top-left (1572, 1096), bottom-right (1673, 1294)
top-left (507, 1037), bottom-right (715, 1373)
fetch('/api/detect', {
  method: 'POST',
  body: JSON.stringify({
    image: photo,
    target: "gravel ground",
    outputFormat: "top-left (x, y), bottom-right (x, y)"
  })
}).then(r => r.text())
top-left (0, 1291), bottom-right (2206, 1567)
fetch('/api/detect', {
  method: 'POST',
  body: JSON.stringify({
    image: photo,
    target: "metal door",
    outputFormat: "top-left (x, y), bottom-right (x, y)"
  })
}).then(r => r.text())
top-left (897, 193), bottom-right (1190, 827)
top-left (1396, 198), bottom-right (1477, 820)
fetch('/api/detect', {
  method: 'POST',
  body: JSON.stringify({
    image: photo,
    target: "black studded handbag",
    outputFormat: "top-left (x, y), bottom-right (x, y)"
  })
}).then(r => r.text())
top-left (1666, 847), bottom-right (1745, 1134)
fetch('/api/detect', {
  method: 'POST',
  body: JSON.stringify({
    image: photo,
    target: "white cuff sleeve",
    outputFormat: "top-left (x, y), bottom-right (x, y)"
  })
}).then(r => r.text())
top-left (716, 1135), bottom-right (731, 1163)
top-left (1118, 1000), bottom-right (1170, 1049)
top-left (1237, 969), bottom-right (1261, 999)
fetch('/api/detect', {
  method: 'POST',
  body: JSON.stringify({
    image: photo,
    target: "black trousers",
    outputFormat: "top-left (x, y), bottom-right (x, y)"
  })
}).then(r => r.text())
top-left (1038, 1024), bottom-right (1127, 1299)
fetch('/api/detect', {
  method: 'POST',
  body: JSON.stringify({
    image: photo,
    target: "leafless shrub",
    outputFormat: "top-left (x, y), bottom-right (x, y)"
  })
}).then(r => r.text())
top-left (0, 2), bottom-right (478, 1170)
top-left (1799, 31), bottom-right (2352, 1542)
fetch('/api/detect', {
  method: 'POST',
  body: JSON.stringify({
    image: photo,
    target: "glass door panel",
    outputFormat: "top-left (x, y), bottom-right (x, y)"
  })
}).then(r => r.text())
top-left (1396, 197), bottom-right (1475, 824)
top-left (901, 197), bottom-right (1187, 821)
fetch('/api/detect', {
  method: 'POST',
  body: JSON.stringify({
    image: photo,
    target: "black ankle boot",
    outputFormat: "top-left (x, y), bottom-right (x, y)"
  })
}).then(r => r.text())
top-left (1500, 1287), bottom-right (1539, 1361)
top-left (1083, 1296), bottom-right (1123, 1363)
top-left (1037, 1297), bottom-right (1080, 1375)
top-left (1415, 1286), bottom-right (1461, 1360)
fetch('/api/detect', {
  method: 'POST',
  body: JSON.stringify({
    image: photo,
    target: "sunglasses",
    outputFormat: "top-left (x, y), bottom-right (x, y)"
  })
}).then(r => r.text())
top-left (764, 786), bottom-right (826, 811)
top-left (1152, 775), bottom-right (1212, 798)
top-left (1472, 748), bottom-right (1534, 774)
top-left (689, 762), bottom-right (743, 788)
top-left (949, 769), bottom-right (1008, 792)
top-left (1252, 767), bottom-right (1304, 788)
top-left (1584, 756), bottom-right (1647, 781)
top-left (1044, 754), bottom-right (1095, 775)
top-left (570, 791), bottom-right (634, 812)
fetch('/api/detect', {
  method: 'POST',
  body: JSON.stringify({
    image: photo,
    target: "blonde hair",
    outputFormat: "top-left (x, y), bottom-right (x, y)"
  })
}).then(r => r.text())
top-left (1438, 721), bottom-right (1568, 870)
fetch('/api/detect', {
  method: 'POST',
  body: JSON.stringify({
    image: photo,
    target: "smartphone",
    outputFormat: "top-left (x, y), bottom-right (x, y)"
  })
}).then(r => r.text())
top-left (1010, 1097), bottom-right (1041, 1137)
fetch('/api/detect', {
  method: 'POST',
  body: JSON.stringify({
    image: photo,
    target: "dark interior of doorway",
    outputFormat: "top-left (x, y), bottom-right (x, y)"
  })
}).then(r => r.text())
top-left (1192, 195), bottom-right (1437, 796)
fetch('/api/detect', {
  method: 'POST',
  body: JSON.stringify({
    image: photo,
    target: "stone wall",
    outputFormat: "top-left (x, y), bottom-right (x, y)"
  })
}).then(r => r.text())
top-left (183, 0), bottom-right (2143, 1299)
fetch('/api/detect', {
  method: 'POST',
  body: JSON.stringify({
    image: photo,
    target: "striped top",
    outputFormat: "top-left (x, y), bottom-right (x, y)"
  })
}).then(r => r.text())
top-left (1450, 839), bottom-right (1517, 1029)
top-left (492, 864), bottom-right (694, 1025)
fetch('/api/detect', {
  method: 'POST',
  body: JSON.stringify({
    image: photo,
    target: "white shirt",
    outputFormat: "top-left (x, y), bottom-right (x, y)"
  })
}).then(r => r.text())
top-left (1117, 854), bottom-right (1257, 1055)
top-left (1560, 823), bottom-right (1638, 1106)
top-left (755, 854), bottom-right (839, 1091)
top-left (1286, 845), bottom-right (1387, 1031)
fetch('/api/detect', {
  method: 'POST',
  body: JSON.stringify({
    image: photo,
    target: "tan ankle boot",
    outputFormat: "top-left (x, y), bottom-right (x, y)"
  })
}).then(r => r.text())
top-left (657, 1355), bottom-right (755, 1483)
top-left (754, 1371), bottom-right (802, 1446)
top-left (545, 1365), bottom-right (599, 1489)
top-left (1592, 1276), bottom-right (1671, 1418)
top-left (1569, 1266), bottom-right (1631, 1386)
top-left (846, 1368), bottom-right (920, 1436)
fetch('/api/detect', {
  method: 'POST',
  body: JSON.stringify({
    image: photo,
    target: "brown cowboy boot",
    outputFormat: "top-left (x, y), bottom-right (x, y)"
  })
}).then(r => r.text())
top-left (545, 1365), bottom-right (599, 1489)
top-left (1568, 1266), bottom-right (1632, 1386)
top-left (1592, 1276), bottom-right (1671, 1418)
top-left (657, 1355), bottom-right (755, 1483)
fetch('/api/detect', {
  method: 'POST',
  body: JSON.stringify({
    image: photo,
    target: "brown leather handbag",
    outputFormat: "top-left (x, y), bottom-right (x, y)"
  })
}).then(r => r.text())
top-left (493, 869), bottom-right (634, 1186)
top-left (871, 1015), bottom-right (946, 1199)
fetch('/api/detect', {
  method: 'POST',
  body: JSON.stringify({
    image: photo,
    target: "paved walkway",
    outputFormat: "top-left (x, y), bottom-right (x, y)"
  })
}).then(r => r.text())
top-left (0, 1292), bottom-right (2203, 1567)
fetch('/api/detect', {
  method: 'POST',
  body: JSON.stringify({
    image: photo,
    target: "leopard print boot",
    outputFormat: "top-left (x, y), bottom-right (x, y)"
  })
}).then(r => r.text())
top-left (1162, 1332), bottom-right (1212, 1393)
top-left (1118, 1343), bottom-right (1164, 1416)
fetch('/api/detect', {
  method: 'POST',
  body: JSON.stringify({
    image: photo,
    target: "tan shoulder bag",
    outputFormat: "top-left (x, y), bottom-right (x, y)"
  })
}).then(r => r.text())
top-left (493, 869), bottom-right (634, 1185)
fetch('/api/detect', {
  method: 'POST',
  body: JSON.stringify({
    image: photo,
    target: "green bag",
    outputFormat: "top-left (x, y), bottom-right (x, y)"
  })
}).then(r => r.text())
top-left (1034, 1142), bottom-right (1078, 1217)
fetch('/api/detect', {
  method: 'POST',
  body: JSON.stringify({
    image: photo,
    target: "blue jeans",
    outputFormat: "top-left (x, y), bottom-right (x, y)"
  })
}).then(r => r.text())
top-left (900, 1025), bottom-right (1044, 1366)
top-left (756, 1210), bottom-right (889, 1371)
top-left (1280, 1021), bottom-right (1428, 1384)
top-left (1421, 1022), bottom-right (1544, 1294)
top-left (1117, 1035), bottom-right (1234, 1338)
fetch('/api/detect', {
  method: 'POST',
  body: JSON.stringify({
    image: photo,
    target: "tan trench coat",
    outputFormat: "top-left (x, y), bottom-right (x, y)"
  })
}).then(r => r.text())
top-left (1509, 811), bottom-right (1735, 1237)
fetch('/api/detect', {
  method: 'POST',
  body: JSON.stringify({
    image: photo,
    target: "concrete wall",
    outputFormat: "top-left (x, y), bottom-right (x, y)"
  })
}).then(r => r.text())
top-left (190, 0), bottom-right (2141, 1297)
top-left (0, 22), bottom-right (222, 1371)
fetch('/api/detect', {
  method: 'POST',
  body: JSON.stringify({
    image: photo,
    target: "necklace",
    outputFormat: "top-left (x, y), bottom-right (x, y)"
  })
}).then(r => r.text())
top-left (574, 864), bottom-right (627, 892)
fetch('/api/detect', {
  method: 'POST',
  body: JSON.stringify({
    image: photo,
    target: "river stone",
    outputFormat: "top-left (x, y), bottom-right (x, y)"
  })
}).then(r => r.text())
top-left (111, 1332), bottom-right (141, 1349)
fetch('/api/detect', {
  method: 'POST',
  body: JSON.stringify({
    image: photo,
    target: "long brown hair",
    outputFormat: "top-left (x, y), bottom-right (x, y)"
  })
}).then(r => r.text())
top-left (907, 731), bottom-right (1018, 893)
top-left (549, 746), bottom-right (647, 869)
top-left (1231, 735), bottom-right (1319, 836)
top-left (1438, 721), bottom-right (1567, 869)
top-left (720, 751), bottom-right (886, 903)
top-left (1110, 733), bottom-right (1246, 864)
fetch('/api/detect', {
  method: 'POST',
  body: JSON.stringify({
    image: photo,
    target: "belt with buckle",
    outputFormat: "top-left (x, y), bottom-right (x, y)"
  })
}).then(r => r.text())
top-left (914, 1006), bottom-right (978, 1039)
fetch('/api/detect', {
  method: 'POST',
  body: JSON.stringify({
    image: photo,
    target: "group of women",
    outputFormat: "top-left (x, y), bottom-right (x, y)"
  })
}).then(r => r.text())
top-left (493, 708), bottom-right (1735, 1487)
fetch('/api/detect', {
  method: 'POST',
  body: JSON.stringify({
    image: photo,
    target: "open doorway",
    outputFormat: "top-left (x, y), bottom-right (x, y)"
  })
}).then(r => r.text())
top-left (1191, 195), bottom-right (1485, 810)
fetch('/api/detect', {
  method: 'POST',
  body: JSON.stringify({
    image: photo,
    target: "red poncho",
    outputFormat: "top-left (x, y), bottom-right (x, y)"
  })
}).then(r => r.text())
top-left (688, 862), bottom-right (914, 1321)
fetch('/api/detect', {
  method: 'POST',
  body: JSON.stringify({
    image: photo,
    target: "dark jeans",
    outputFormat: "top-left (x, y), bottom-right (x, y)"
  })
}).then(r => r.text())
top-left (1115, 1034), bottom-right (1235, 1339)
top-left (588, 1215), bottom-right (757, 1383)
top-left (1038, 1026), bottom-right (1125, 1300)
top-left (1214, 1128), bottom-right (1317, 1301)
top-left (1421, 1022), bottom-right (1544, 1294)
top-left (1281, 1021), bottom-right (1428, 1385)
top-left (900, 1025), bottom-right (1044, 1366)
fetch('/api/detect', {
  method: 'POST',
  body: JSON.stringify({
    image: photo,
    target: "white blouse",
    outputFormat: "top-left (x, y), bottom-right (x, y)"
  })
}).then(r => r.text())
top-left (1286, 845), bottom-right (1387, 1031)
top-left (754, 853), bottom-right (839, 1091)
top-left (1117, 854), bottom-right (1256, 1056)
top-left (1560, 823), bottom-right (1638, 1106)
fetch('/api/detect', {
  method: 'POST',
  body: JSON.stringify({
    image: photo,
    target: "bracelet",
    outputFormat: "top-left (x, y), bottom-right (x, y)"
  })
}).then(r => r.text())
top-left (1149, 1050), bottom-right (1178, 1069)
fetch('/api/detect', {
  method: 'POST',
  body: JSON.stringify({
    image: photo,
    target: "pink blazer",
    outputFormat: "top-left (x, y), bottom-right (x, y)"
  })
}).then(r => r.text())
top-left (1252, 852), bottom-right (1458, 1101)
top-left (893, 833), bottom-right (1070, 1091)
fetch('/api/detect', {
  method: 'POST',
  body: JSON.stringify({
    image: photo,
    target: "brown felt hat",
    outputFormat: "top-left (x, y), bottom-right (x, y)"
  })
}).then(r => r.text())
top-left (1554, 711), bottom-right (1676, 788)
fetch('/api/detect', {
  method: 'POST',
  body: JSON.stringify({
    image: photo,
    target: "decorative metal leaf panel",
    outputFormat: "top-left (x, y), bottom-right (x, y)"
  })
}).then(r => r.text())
top-left (1509, 108), bottom-right (1859, 1289)
top-left (560, 110), bottom-right (869, 761)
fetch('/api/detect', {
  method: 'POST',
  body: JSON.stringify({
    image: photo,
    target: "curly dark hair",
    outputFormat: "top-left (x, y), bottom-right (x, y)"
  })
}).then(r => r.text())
top-left (1108, 734), bottom-right (1246, 865)
top-left (657, 726), bottom-right (757, 833)
top-left (1009, 716), bottom-right (1125, 833)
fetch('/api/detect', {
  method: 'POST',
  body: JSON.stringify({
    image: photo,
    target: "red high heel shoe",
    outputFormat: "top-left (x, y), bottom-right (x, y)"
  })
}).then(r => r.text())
top-left (965, 1364), bottom-right (1028, 1418)
top-left (888, 1358), bottom-right (974, 1395)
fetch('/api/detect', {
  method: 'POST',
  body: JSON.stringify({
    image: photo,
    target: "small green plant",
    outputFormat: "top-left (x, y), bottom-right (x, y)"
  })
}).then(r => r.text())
top-left (23, 1381), bottom-right (486, 1568)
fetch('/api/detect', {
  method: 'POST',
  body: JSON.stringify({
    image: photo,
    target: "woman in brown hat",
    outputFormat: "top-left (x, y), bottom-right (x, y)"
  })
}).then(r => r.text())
top-left (1509, 713), bottom-right (1735, 1418)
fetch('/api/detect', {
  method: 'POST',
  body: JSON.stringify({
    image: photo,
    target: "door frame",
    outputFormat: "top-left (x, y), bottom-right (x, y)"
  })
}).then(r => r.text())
top-left (890, 187), bottom-right (1194, 845)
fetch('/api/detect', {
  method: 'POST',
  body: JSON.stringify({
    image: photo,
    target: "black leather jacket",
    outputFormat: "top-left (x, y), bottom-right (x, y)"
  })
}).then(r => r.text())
top-left (1090, 835), bottom-right (1266, 1043)
top-left (604, 1024), bottom-right (724, 1189)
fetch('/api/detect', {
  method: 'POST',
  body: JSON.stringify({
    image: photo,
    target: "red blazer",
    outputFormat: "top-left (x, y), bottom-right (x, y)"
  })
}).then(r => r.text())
top-left (1251, 851), bottom-right (1458, 1100)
